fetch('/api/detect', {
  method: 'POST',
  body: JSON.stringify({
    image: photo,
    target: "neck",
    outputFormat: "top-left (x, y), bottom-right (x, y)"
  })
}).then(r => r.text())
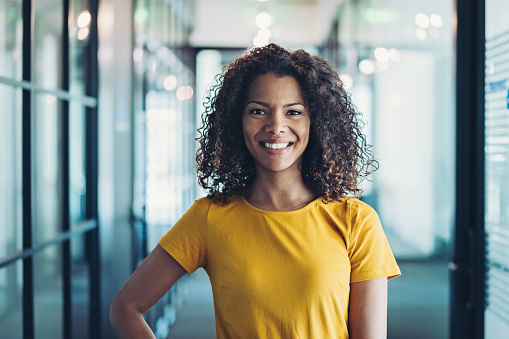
top-left (244, 171), bottom-right (317, 212)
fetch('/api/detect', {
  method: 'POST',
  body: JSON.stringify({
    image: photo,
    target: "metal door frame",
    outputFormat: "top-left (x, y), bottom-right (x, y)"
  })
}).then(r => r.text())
top-left (450, 0), bottom-right (486, 338)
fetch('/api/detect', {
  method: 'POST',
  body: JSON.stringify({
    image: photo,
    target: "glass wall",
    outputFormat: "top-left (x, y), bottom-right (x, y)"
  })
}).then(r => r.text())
top-left (485, 0), bottom-right (509, 336)
top-left (325, 1), bottom-right (455, 338)
top-left (0, 0), bottom-right (25, 334)
top-left (0, 0), bottom-right (100, 336)
top-left (131, 0), bottom-right (196, 337)
top-left (0, 0), bottom-right (22, 80)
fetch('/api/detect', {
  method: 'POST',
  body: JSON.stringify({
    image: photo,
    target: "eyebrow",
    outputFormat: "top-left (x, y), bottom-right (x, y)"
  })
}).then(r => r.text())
top-left (246, 101), bottom-right (306, 108)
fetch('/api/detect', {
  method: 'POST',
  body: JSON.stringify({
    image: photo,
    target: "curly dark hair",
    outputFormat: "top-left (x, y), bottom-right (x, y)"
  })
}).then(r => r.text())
top-left (196, 43), bottom-right (378, 204)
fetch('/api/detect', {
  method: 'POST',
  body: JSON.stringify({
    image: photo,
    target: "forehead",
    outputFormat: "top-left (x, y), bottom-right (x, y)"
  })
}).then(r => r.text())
top-left (246, 73), bottom-right (305, 101)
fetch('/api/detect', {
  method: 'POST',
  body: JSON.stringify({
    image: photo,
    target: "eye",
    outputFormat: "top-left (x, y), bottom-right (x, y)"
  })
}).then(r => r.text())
top-left (287, 110), bottom-right (303, 116)
top-left (249, 108), bottom-right (266, 115)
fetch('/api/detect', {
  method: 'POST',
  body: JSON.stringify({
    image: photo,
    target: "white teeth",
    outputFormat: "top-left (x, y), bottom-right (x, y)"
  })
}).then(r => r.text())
top-left (264, 142), bottom-right (290, 149)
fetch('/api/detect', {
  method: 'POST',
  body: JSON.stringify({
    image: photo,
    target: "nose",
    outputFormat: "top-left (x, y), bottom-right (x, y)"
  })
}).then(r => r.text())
top-left (265, 113), bottom-right (286, 135)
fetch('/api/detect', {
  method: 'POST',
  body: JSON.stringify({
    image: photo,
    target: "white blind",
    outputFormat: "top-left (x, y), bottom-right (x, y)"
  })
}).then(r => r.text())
top-left (485, 28), bottom-right (509, 326)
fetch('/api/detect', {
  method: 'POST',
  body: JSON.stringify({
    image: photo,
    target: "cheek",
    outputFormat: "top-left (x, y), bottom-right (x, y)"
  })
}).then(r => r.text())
top-left (299, 121), bottom-right (311, 143)
top-left (241, 119), bottom-right (250, 140)
top-left (241, 121), bottom-right (256, 150)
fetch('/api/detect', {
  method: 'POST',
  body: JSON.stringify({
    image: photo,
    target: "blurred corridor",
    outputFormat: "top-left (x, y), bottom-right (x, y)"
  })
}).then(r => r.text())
top-left (1, 0), bottom-right (509, 338)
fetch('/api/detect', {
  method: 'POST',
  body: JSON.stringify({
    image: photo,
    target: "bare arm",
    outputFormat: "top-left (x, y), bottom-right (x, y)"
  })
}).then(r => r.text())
top-left (110, 244), bottom-right (187, 339)
top-left (348, 277), bottom-right (388, 339)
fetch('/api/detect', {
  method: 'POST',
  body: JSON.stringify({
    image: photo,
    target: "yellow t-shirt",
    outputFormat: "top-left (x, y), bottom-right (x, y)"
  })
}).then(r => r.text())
top-left (159, 195), bottom-right (400, 339)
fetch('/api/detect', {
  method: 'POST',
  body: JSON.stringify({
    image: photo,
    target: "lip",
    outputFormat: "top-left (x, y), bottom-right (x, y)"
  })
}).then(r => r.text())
top-left (258, 138), bottom-right (293, 144)
top-left (258, 139), bottom-right (294, 155)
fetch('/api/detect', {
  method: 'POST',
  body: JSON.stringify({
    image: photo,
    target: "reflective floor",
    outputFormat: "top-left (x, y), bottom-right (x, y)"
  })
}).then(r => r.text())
top-left (168, 269), bottom-right (215, 339)
top-left (388, 260), bottom-right (449, 339)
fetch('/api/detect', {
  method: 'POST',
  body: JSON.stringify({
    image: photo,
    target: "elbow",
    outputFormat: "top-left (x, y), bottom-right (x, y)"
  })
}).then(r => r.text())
top-left (110, 294), bottom-right (129, 333)
top-left (109, 296), bottom-right (121, 331)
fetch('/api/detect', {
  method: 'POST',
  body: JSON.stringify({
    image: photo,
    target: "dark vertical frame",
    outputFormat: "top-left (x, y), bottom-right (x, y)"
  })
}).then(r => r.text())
top-left (61, 0), bottom-right (71, 336)
top-left (85, 0), bottom-right (101, 336)
top-left (450, 0), bottom-right (486, 338)
top-left (21, 0), bottom-right (33, 337)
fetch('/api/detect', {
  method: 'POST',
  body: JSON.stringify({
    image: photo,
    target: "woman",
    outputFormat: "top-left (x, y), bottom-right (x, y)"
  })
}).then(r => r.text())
top-left (110, 43), bottom-right (400, 339)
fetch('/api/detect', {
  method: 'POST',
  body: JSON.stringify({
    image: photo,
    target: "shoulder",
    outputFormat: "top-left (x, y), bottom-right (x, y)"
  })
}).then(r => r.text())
top-left (315, 197), bottom-right (380, 236)
top-left (179, 196), bottom-right (214, 221)
top-left (343, 197), bottom-right (377, 216)
top-left (194, 196), bottom-right (214, 209)
top-left (194, 194), bottom-right (244, 213)
top-left (184, 196), bottom-right (213, 215)
top-left (318, 196), bottom-right (377, 217)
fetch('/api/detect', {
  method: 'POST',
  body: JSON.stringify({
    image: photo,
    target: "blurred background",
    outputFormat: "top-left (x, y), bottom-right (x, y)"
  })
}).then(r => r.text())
top-left (0, 0), bottom-right (508, 338)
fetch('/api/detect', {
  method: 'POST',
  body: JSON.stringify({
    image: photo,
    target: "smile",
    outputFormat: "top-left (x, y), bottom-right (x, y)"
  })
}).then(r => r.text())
top-left (261, 142), bottom-right (293, 149)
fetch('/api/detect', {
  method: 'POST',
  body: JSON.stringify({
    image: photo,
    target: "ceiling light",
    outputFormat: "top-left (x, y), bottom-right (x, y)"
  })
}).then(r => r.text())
top-left (430, 14), bottom-right (443, 28)
top-left (415, 28), bottom-right (427, 40)
top-left (176, 86), bottom-right (193, 101)
top-left (389, 48), bottom-right (401, 61)
top-left (255, 11), bottom-right (272, 29)
top-left (77, 11), bottom-right (91, 28)
top-left (374, 47), bottom-right (390, 62)
top-left (253, 34), bottom-right (269, 47)
top-left (257, 28), bottom-right (271, 40)
top-left (77, 27), bottom-right (90, 40)
top-left (359, 59), bottom-right (375, 75)
top-left (163, 75), bottom-right (177, 91)
top-left (415, 13), bottom-right (430, 29)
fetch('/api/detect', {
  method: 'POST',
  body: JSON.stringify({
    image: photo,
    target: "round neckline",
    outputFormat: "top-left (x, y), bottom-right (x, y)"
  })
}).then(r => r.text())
top-left (239, 195), bottom-right (323, 215)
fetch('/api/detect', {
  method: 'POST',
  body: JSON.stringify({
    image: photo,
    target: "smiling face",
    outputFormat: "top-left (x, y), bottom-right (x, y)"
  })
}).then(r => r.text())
top-left (242, 73), bottom-right (311, 176)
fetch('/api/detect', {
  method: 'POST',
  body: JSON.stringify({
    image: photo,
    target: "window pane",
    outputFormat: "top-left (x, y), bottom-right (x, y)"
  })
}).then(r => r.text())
top-left (143, 47), bottom-right (196, 228)
top-left (33, 0), bottom-right (63, 89)
top-left (485, 0), bottom-right (509, 337)
top-left (72, 236), bottom-right (89, 339)
top-left (70, 102), bottom-right (86, 225)
top-left (0, 84), bottom-right (22, 256)
top-left (0, 0), bottom-right (22, 80)
top-left (69, 0), bottom-right (90, 96)
top-left (0, 261), bottom-right (23, 338)
top-left (34, 245), bottom-right (63, 338)
top-left (33, 94), bottom-right (62, 244)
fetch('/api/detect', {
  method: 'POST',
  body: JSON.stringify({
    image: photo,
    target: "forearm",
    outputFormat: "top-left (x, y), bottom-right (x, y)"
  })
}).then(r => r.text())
top-left (110, 302), bottom-right (156, 339)
top-left (109, 246), bottom-right (186, 338)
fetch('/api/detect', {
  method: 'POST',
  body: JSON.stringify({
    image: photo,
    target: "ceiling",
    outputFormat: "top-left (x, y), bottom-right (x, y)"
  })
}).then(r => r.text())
top-left (189, 0), bottom-right (453, 51)
top-left (190, 0), bottom-right (345, 49)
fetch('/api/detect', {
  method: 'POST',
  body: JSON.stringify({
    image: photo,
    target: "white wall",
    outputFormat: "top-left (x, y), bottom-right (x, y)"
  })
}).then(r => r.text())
top-left (374, 51), bottom-right (436, 257)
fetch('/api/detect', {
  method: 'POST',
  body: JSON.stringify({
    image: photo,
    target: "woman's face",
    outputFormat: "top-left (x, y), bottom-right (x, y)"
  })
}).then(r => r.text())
top-left (242, 73), bottom-right (310, 175)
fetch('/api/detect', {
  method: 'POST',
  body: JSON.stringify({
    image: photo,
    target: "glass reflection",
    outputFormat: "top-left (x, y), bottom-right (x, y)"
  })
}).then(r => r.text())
top-left (70, 102), bottom-right (87, 225)
top-left (70, 0), bottom-right (90, 96)
top-left (33, 0), bottom-right (62, 89)
top-left (33, 94), bottom-right (62, 244)
top-left (0, 261), bottom-right (23, 338)
top-left (72, 236), bottom-right (90, 339)
top-left (141, 44), bottom-right (195, 233)
top-left (34, 245), bottom-right (63, 338)
top-left (0, 0), bottom-right (22, 80)
top-left (0, 85), bottom-right (22, 256)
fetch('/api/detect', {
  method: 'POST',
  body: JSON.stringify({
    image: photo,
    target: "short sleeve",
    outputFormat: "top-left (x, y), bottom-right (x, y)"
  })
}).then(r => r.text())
top-left (347, 200), bottom-right (401, 283)
top-left (158, 197), bottom-right (211, 274)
